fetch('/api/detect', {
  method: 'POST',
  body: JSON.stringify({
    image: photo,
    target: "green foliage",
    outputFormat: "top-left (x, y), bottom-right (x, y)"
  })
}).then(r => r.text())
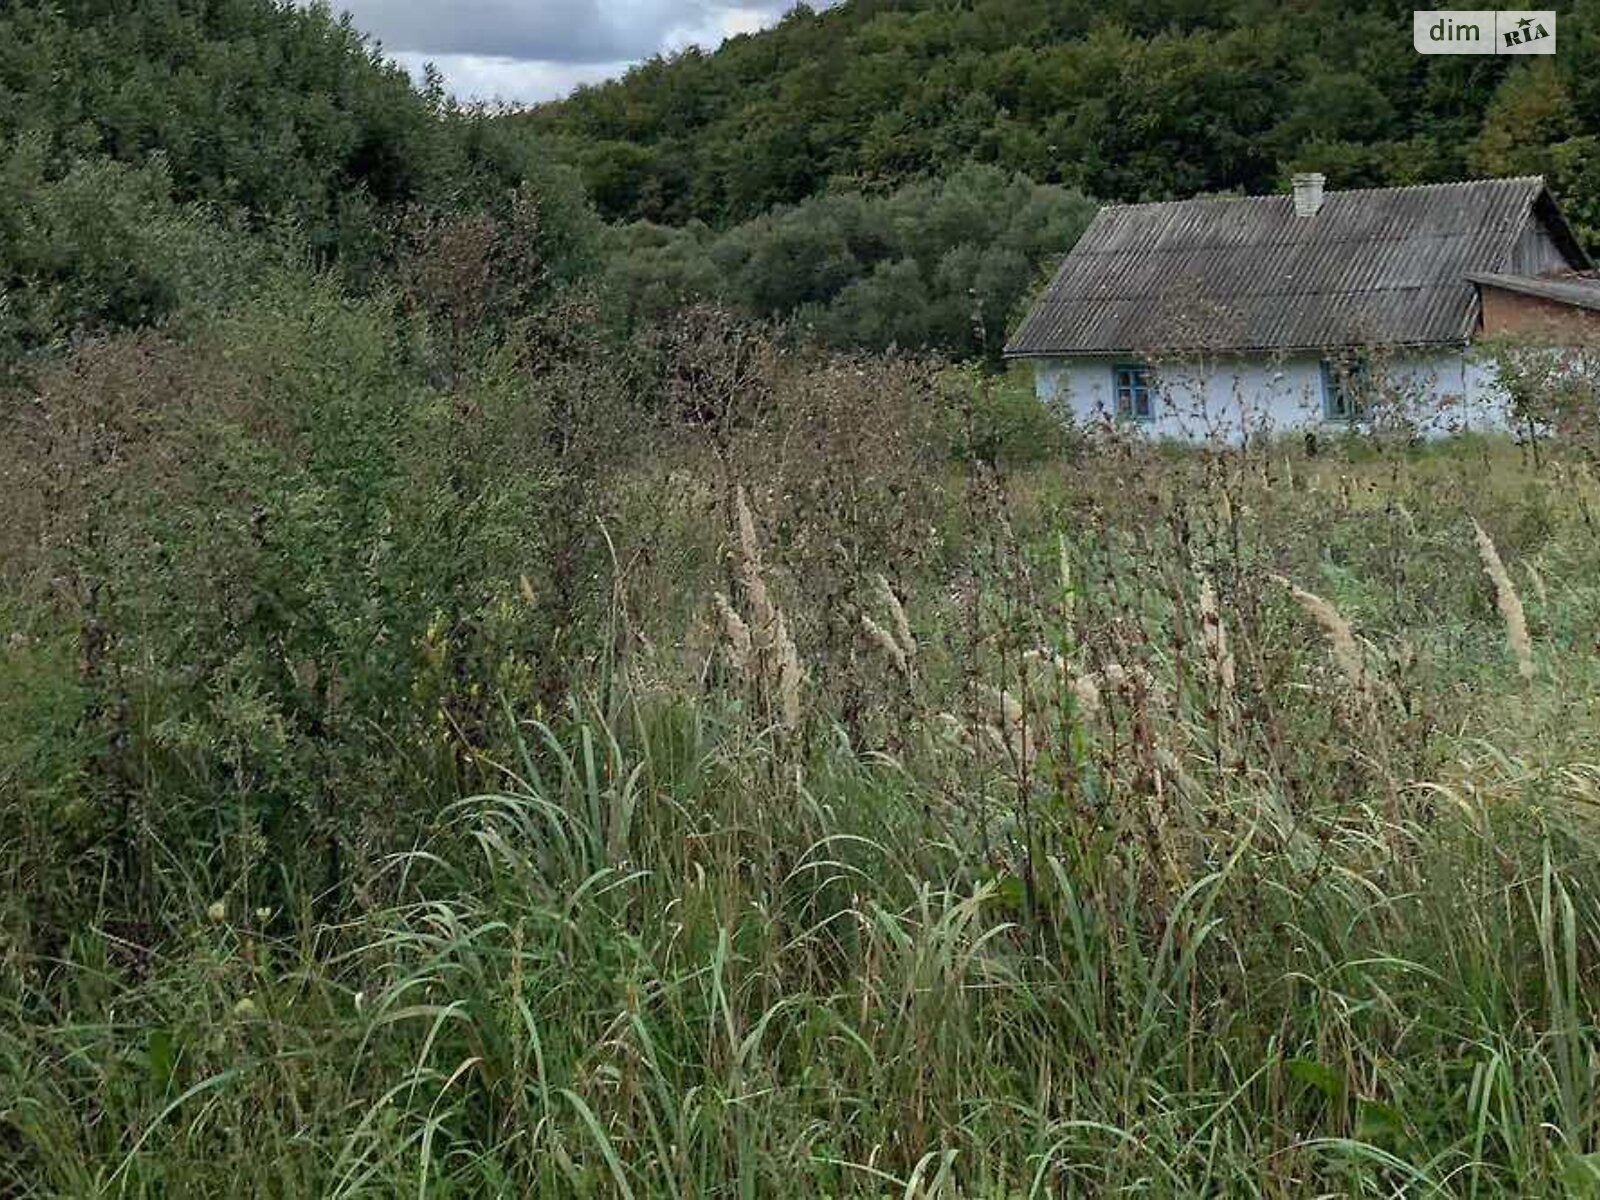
top-left (1, 0), bottom-right (502, 240)
top-left (0, 257), bottom-right (638, 922)
top-left (0, 136), bottom-right (264, 363)
top-left (606, 164), bottom-right (1095, 360)
top-left (1477, 335), bottom-right (1600, 450)
top-left (523, 0), bottom-right (1600, 237)
top-left (0, 0), bottom-right (599, 360)
top-left (1470, 57), bottom-right (1600, 246)
top-left (942, 363), bottom-right (1073, 466)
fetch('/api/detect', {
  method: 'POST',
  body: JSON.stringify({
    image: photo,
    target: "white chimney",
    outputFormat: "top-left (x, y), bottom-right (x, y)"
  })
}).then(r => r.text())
top-left (1292, 172), bottom-right (1326, 217)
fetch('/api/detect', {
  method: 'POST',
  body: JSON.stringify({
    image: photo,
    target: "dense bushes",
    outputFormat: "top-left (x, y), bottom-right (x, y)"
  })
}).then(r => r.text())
top-left (0, 245), bottom-right (958, 941)
top-left (606, 165), bottom-right (1095, 361)
top-left (0, 139), bottom-right (263, 364)
top-left (0, 0), bottom-right (597, 362)
top-left (1, 264), bottom-right (641, 920)
top-left (0, 0), bottom-right (535, 244)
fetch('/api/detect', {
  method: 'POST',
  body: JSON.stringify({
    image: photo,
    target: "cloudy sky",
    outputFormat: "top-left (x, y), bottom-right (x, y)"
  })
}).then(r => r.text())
top-left (324, 1), bottom-right (807, 105)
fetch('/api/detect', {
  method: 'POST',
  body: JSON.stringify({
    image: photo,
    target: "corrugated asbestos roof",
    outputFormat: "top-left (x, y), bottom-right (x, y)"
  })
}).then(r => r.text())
top-left (1467, 271), bottom-right (1600, 313)
top-left (1005, 177), bottom-right (1575, 357)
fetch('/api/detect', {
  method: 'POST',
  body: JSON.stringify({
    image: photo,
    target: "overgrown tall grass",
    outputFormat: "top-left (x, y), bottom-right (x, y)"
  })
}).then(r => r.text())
top-left (4, 281), bottom-right (1600, 1194)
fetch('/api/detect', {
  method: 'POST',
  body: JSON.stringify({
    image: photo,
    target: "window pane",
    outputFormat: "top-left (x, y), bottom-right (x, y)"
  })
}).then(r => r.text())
top-left (1322, 358), bottom-right (1365, 421)
top-left (1115, 366), bottom-right (1151, 421)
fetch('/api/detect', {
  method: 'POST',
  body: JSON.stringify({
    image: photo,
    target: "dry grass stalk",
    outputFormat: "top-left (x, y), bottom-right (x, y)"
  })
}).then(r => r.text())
top-left (713, 486), bottom-right (804, 729)
top-left (1070, 673), bottom-right (1102, 716)
top-left (735, 486), bottom-right (776, 645)
top-left (1057, 534), bottom-right (1076, 624)
top-left (1023, 648), bottom-right (1064, 672)
top-left (1099, 661), bottom-right (1166, 706)
top-left (1472, 519), bottom-right (1535, 682)
top-left (1274, 575), bottom-right (1368, 698)
top-left (876, 575), bottom-right (916, 658)
top-left (1023, 647), bottom-right (1102, 717)
top-left (1395, 501), bottom-right (1418, 537)
top-left (861, 615), bottom-right (908, 674)
top-left (1024, 649), bottom-right (1170, 719)
top-left (862, 575), bottom-right (916, 676)
top-left (774, 611), bottom-right (803, 729)
top-left (1197, 576), bottom-right (1237, 701)
top-left (982, 686), bottom-right (1037, 768)
top-left (714, 592), bottom-right (752, 672)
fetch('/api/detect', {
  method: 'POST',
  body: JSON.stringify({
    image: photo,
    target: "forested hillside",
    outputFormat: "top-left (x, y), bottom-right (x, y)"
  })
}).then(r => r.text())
top-left (0, 0), bottom-right (596, 362)
top-left (528, 0), bottom-right (1600, 243)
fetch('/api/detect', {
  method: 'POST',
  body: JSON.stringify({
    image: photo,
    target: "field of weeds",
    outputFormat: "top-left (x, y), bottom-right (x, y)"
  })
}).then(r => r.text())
top-left (4, 295), bottom-right (1600, 1195)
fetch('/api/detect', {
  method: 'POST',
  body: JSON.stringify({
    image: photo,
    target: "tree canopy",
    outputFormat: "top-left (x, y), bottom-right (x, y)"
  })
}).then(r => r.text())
top-left (606, 164), bottom-right (1096, 362)
top-left (525, 0), bottom-right (1600, 248)
top-left (0, 0), bottom-right (595, 360)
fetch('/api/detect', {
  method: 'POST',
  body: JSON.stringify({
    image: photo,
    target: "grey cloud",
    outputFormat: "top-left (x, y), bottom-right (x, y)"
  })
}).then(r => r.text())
top-left (331, 0), bottom-right (792, 64)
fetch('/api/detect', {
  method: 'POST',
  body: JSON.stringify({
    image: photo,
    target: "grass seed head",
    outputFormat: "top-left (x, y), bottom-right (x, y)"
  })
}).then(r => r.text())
top-left (875, 574), bottom-right (916, 658)
top-left (774, 611), bottom-right (803, 729)
top-left (1275, 575), bottom-right (1368, 697)
top-left (714, 591), bottom-right (752, 673)
top-left (1472, 518), bottom-right (1535, 682)
top-left (1198, 575), bottom-right (1237, 699)
top-left (861, 614), bottom-right (909, 674)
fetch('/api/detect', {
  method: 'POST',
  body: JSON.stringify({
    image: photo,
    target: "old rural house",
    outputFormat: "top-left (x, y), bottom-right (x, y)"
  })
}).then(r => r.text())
top-left (1006, 174), bottom-right (1600, 440)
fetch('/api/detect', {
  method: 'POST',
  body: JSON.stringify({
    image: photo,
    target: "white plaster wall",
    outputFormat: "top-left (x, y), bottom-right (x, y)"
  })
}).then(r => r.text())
top-left (1030, 351), bottom-right (1512, 443)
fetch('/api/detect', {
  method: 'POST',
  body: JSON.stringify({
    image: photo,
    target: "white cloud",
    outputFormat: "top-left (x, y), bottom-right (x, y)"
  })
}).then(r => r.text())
top-left (389, 51), bottom-right (630, 105)
top-left (660, 5), bottom-right (786, 53)
top-left (317, 1), bottom-right (825, 105)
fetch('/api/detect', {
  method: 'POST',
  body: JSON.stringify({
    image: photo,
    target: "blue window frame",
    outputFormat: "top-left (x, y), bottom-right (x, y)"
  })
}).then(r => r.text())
top-left (1320, 357), bottom-right (1369, 422)
top-left (1113, 364), bottom-right (1154, 421)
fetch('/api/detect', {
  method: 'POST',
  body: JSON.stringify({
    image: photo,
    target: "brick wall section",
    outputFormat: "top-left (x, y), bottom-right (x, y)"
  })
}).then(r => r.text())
top-left (1479, 284), bottom-right (1600, 340)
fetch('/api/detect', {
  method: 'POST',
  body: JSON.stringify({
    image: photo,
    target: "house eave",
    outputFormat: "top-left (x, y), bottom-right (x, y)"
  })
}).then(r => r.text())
top-left (1004, 337), bottom-right (1472, 361)
top-left (1466, 271), bottom-right (1600, 314)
